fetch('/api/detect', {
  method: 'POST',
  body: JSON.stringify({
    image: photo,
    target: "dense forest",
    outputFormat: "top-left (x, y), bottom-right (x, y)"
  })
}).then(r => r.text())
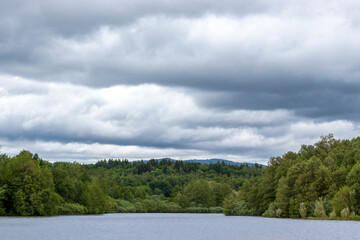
top-left (0, 150), bottom-right (262, 216)
top-left (224, 134), bottom-right (360, 220)
top-left (2, 134), bottom-right (360, 219)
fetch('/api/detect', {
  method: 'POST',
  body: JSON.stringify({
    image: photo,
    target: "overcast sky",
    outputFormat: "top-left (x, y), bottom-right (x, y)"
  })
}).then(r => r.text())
top-left (1, 0), bottom-right (360, 164)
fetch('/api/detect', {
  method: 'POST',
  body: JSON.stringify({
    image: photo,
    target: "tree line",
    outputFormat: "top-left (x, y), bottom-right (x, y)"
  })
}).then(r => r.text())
top-left (0, 151), bottom-right (262, 216)
top-left (3, 134), bottom-right (357, 219)
top-left (224, 134), bottom-right (360, 220)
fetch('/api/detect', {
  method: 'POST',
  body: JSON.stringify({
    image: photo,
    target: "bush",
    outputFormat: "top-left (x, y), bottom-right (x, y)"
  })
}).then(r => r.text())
top-left (314, 199), bottom-right (327, 218)
top-left (341, 207), bottom-right (350, 219)
top-left (140, 199), bottom-right (165, 212)
top-left (299, 202), bottom-right (307, 219)
top-left (184, 207), bottom-right (210, 213)
top-left (57, 203), bottom-right (87, 215)
top-left (224, 200), bottom-right (256, 216)
top-left (181, 206), bottom-right (223, 213)
top-left (323, 198), bottom-right (332, 215)
top-left (262, 203), bottom-right (276, 218)
top-left (134, 202), bottom-right (147, 213)
top-left (113, 199), bottom-right (136, 213)
top-left (132, 198), bottom-right (182, 213)
top-left (209, 206), bottom-right (223, 213)
top-left (174, 193), bottom-right (189, 208)
top-left (167, 202), bottom-right (182, 213)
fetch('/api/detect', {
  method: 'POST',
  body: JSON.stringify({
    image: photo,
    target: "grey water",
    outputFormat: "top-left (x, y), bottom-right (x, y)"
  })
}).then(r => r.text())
top-left (1, 213), bottom-right (360, 240)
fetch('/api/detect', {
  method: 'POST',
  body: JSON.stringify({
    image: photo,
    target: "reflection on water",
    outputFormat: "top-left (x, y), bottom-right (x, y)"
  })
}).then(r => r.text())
top-left (1, 213), bottom-right (360, 240)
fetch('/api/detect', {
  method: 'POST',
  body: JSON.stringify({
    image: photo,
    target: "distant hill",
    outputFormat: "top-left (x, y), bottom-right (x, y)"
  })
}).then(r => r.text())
top-left (145, 158), bottom-right (265, 168)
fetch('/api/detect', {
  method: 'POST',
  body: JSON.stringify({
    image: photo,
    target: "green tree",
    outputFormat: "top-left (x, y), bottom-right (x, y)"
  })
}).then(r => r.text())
top-left (3, 151), bottom-right (59, 215)
top-left (0, 185), bottom-right (7, 215)
top-left (274, 177), bottom-right (290, 216)
top-left (184, 180), bottom-right (214, 207)
top-left (332, 186), bottom-right (356, 216)
top-left (214, 183), bottom-right (232, 206)
top-left (223, 194), bottom-right (237, 216)
top-left (346, 163), bottom-right (360, 186)
top-left (80, 180), bottom-right (109, 214)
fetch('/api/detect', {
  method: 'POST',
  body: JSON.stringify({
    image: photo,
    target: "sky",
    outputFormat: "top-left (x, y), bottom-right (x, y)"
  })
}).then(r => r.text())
top-left (1, 0), bottom-right (360, 164)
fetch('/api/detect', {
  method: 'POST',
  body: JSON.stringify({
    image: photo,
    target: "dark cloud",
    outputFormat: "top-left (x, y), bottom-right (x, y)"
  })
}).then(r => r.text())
top-left (0, 0), bottom-right (275, 34)
top-left (1, 0), bottom-right (360, 162)
top-left (196, 80), bottom-right (360, 119)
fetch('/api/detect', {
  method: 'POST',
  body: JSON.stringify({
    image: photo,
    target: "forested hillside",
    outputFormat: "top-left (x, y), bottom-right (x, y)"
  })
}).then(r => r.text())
top-left (224, 134), bottom-right (360, 220)
top-left (0, 151), bottom-right (262, 216)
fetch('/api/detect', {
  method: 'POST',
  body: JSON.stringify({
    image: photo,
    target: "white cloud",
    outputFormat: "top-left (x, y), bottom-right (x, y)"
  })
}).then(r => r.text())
top-left (289, 120), bottom-right (357, 139)
top-left (1, 74), bottom-right (359, 164)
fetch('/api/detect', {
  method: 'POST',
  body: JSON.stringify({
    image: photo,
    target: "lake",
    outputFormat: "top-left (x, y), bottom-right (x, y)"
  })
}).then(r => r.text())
top-left (1, 213), bottom-right (360, 240)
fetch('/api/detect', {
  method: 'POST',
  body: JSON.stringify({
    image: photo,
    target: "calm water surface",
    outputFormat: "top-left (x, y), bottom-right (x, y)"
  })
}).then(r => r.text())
top-left (1, 213), bottom-right (360, 240)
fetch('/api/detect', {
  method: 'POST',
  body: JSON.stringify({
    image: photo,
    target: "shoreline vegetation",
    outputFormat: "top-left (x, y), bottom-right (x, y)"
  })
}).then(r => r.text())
top-left (223, 134), bottom-right (360, 221)
top-left (1, 134), bottom-right (360, 221)
top-left (0, 149), bottom-right (262, 216)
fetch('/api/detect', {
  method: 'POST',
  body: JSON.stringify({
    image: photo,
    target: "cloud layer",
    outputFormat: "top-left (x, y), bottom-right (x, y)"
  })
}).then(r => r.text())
top-left (1, 0), bottom-right (360, 163)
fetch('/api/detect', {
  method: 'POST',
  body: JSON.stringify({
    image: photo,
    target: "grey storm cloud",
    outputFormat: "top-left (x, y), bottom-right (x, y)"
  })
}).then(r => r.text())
top-left (1, 0), bottom-right (360, 119)
top-left (0, 0), bottom-right (275, 34)
top-left (1, 0), bottom-right (360, 163)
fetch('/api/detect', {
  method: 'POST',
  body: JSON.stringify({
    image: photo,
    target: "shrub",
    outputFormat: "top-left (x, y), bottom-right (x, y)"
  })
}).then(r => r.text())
top-left (234, 200), bottom-right (256, 216)
top-left (209, 206), bottom-right (223, 213)
top-left (113, 199), bottom-right (136, 213)
top-left (341, 207), bottom-right (350, 219)
top-left (184, 207), bottom-right (210, 213)
top-left (329, 210), bottom-right (336, 218)
top-left (313, 199), bottom-right (327, 218)
top-left (262, 203), bottom-right (276, 218)
top-left (57, 203), bottom-right (87, 215)
top-left (164, 202), bottom-right (182, 213)
top-left (134, 202), bottom-right (146, 213)
top-left (299, 202), bottom-right (307, 219)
